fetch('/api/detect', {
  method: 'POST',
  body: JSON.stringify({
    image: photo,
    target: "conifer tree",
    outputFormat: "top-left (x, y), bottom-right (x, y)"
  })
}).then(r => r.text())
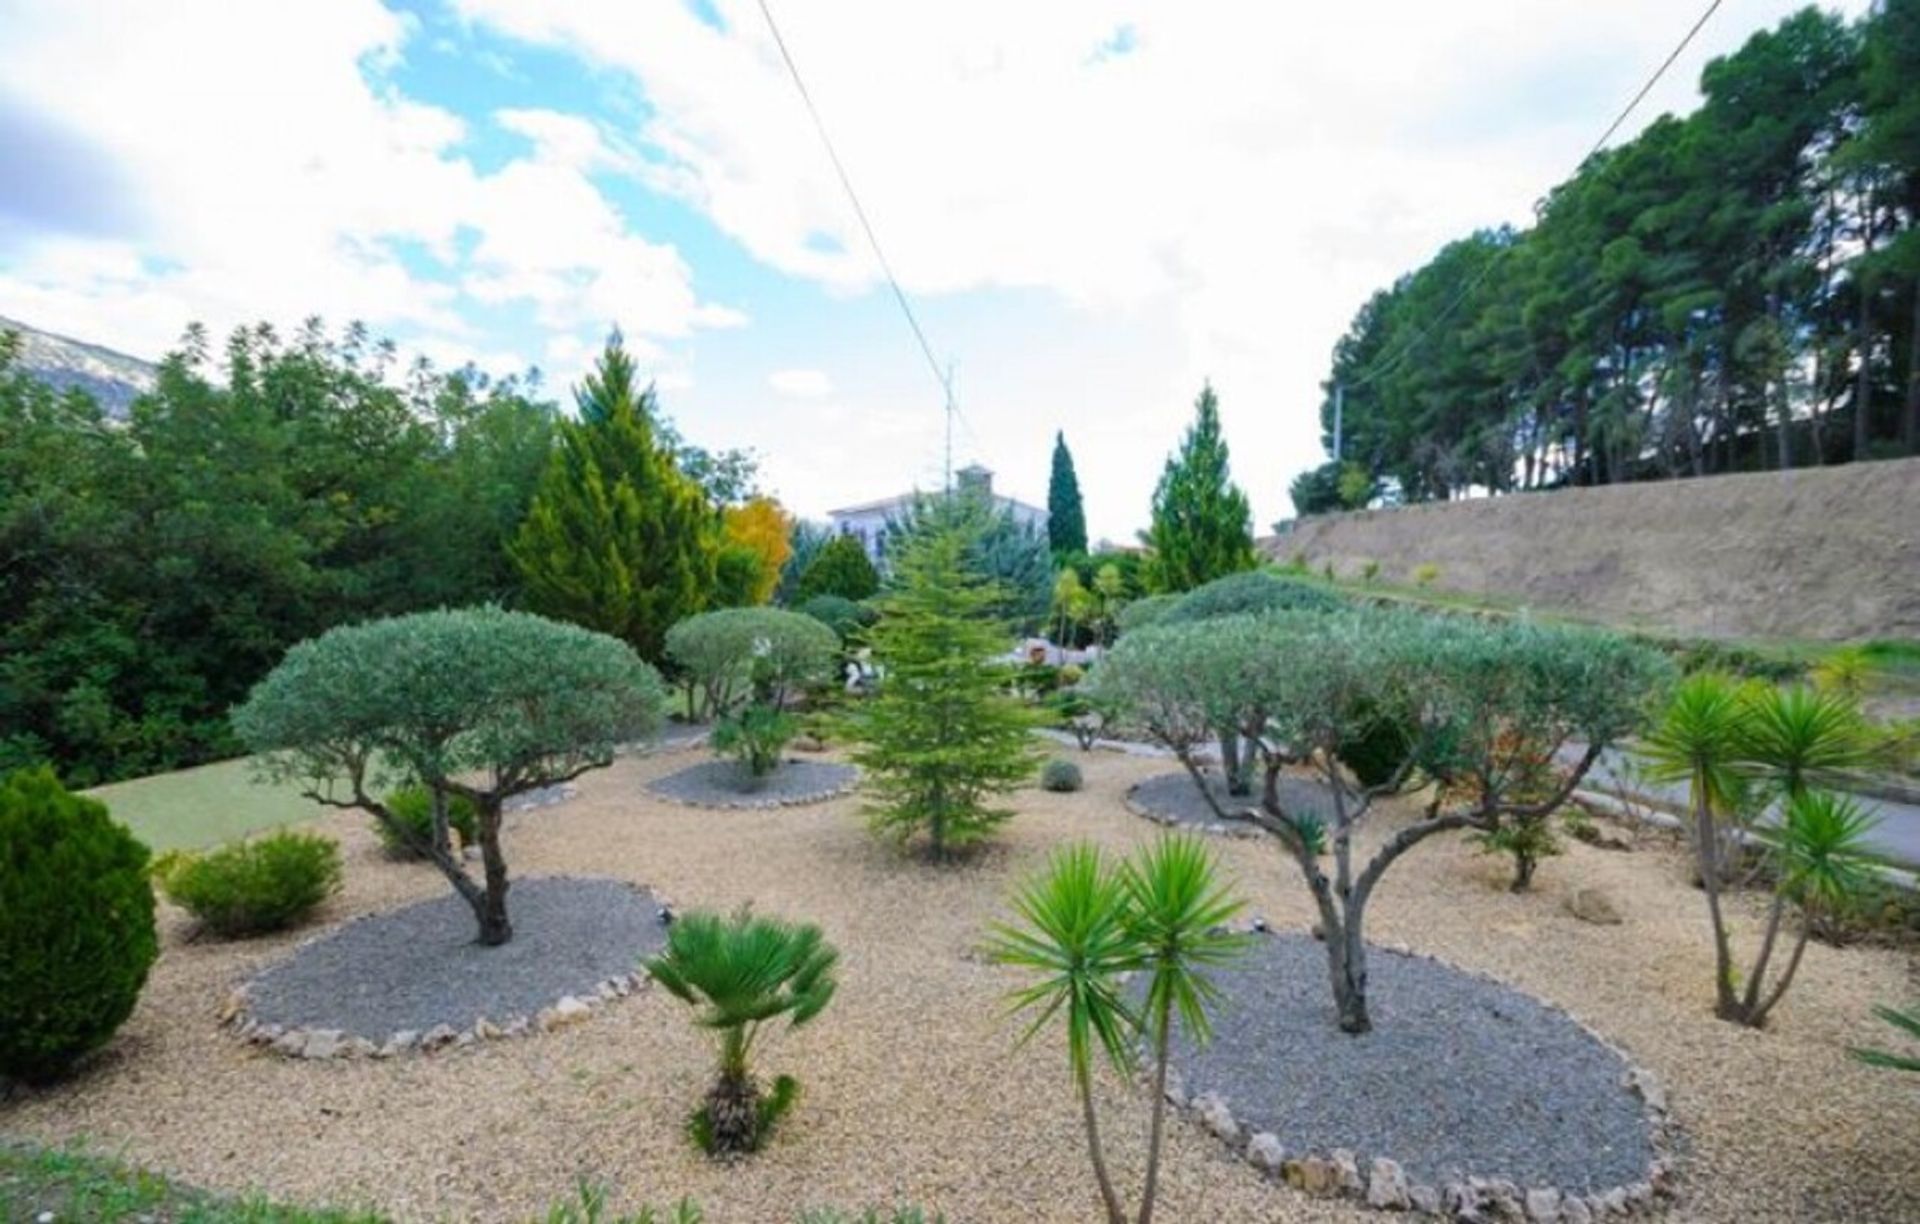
top-left (1141, 383), bottom-right (1255, 593)
top-left (848, 526), bottom-right (1041, 859)
top-left (796, 533), bottom-right (880, 601)
top-left (1046, 430), bottom-right (1088, 558)
top-left (509, 334), bottom-right (717, 661)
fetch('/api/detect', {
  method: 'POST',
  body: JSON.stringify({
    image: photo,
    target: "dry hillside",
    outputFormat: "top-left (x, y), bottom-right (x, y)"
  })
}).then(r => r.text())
top-left (1267, 457), bottom-right (1920, 642)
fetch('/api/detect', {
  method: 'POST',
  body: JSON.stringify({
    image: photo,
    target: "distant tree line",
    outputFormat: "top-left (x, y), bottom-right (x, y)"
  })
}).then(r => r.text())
top-left (0, 321), bottom-right (762, 786)
top-left (1295, 3), bottom-right (1920, 514)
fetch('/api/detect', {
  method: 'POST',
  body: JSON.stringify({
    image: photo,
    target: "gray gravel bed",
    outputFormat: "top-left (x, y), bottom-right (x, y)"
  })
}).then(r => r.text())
top-left (645, 759), bottom-right (858, 809)
top-left (1127, 769), bottom-right (1338, 835)
top-left (244, 877), bottom-right (668, 1039)
top-left (1164, 932), bottom-right (1652, 1193)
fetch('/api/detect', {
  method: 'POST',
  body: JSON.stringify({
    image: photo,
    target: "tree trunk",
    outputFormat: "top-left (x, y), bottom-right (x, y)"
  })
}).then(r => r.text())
top-left (1078, 1067), bottom-right (1127, 1224)
top-left (1855, 219), bottom-right (1876, 461)
top-left (1511, 849), bottom-right (1537, 893)
top-left (1328, 915), bottom-right (1372, 1034)
top-left (1906, 280), bottom-right (1920, 455)
top-left (430, 787), bottom-right (453, 862)
top-left (1692, 791), bottom-right (1738, 1020)
top-left (1219, 731), bottom-right (1250, 798)
top-left (1138, 1010), bottom-right (1173, 1224)
top-left (474, 799), bottom-right (512, 946)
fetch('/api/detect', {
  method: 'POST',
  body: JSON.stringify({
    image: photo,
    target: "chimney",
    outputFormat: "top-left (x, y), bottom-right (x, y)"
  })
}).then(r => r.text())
top-left (956, 463), bottom-right (993, 497)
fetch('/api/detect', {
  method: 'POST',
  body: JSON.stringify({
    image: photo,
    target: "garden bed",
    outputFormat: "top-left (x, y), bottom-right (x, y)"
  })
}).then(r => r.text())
top-left (229, 877), bottom-right (667, 1059)
top-left (1125, 768), bottom-right (1339, 837)
top-left (644, 759), bottom-right (858, 809)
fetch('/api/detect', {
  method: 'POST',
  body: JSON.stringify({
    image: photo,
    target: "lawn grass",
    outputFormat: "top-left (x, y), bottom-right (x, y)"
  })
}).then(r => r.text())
top-left (80, 756), bottom-right (328, 853)
top-left (0, 1141), bottom-right (382, 1223)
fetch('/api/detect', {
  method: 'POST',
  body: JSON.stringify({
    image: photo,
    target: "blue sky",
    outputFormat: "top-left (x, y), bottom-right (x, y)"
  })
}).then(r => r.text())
top-left (0, 0), bottom-right (1867, 538)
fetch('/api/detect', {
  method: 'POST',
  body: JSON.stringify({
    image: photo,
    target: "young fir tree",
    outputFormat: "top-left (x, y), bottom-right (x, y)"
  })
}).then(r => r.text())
top-left (1141, 382), bottom-right (1255, 593)
top-left (509, 334), bottom-right (716, 662)
top-left (849, 526), bottom-right (1041, 859)
top-left (796, 533), bottom-right (880, 601)
top-left (1047, 430), bottom-right (1088, 558)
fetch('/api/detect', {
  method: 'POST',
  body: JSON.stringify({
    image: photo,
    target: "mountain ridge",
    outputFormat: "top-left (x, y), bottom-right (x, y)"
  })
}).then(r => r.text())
top-left (1, 314), bottom-right (158, 418)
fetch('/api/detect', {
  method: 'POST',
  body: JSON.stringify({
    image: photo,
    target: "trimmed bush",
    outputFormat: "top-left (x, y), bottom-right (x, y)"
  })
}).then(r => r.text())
top-left (1114, 593), bottom-right (1181, 635)
top-left (376, 785), bottom-right (479, 860)
top-left (155, 830), bottom-right (343, 937)
top-left (713, 705), bottom-right (799, 778)
top-left (666, 607), bottom-right (840, 718)
top-left (795, 594), bottom-right (877, 644)
top-left (1040, 759), bottom-right (1083, 792)
top-left (0, 767), bottom-right (158, 1083)
top-left (1159, 569), bottom-right (1344, 624)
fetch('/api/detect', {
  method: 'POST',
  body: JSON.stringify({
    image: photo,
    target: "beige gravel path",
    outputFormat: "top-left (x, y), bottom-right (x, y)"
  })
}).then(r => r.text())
top-left (5, 747), bottom-right (1917, 1222)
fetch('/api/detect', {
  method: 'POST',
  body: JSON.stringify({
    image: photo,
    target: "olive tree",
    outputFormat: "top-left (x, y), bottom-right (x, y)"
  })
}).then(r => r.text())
top-left (1093, 609), bottom-right (1668, 1033)
top-left (664, 607), bottom-right (839, 719)
top-left (233, 606), bottom-right (667, 946)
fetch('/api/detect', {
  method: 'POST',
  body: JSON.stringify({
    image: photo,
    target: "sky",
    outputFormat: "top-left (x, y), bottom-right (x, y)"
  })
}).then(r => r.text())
top-left (0, 0), bottom-right (1870, 542)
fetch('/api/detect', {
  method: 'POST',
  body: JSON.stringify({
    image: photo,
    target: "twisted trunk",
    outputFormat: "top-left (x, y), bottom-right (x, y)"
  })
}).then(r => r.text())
top-left (473, 798), bottom-right (512, 946)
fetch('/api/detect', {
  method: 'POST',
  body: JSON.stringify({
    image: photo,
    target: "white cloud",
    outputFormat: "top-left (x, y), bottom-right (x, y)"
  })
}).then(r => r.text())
top-left (0, 1), bottom-right (738, 373)
top-left (768, 368), bottom-right (831, 398)
top-left (453, 0), bottom-right (1867, 535)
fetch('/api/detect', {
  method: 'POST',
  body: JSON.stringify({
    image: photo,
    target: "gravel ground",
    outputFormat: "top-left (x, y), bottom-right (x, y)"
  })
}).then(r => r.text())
top-left (245, 877), bottom-right (668, 1039)
top-left (646, 759), bottom-right (858, 808)
top-left (5, 747), bottom-right (1918, 1222)
top-left (1128, 768), bottom-right (1338, 834)
top-left (1167, 933), bottom-right (1651, 1192)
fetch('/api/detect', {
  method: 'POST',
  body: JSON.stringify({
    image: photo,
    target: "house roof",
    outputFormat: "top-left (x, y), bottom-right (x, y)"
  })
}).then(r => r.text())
top-left (827, 489), bottom-right (1045, 520)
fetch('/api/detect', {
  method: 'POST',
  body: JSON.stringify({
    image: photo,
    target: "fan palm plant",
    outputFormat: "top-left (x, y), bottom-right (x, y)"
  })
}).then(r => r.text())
top-left (644, 908), bottom-right (839, 1156)
top-left (1121, 836), bottom-right (1249, 1224)
top-left (1852, 1005), bottom-right (1920, 1073)
top-left (986, 838), bottom-right (1250, 1224)
top-left (986, 845), bottom-right (1141, 1224)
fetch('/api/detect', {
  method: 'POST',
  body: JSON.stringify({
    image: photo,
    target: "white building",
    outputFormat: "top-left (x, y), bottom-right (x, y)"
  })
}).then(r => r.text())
top-left (826, 464), bottom-right (1047, 563)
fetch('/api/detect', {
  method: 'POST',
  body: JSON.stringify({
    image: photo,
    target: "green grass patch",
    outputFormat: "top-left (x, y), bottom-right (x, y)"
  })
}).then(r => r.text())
top-left (80, 756), bottom-right (328, 853)
top-left (0, 1141), bottom-right (382, 1223)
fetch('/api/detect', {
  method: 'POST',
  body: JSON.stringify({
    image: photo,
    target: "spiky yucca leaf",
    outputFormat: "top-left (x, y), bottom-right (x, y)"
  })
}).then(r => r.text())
top-left (1121, 834), bottom-right (1250, 1049)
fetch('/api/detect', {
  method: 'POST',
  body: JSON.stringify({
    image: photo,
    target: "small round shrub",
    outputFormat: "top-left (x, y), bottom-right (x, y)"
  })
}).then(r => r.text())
top-left (1058, 662), bottom-right (1085, 686)
top-left (1039, 759), bottom-right (1084, 792)
top-left (0, 766), bottom-right (159, 1083)
top-left (155, 830), bottom-right (343, 938)
top-left (1159, 570), bottom-right (1344, 624)
top-left (794, 594), bottom-right (877, 644)
top-left (666, 607), bottom-right (839, 716)
top-left (376, 785), bottom-right (479, 860)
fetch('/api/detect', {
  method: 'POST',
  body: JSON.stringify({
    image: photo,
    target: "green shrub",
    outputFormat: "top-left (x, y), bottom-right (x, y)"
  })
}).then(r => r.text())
top-left (0, 766), bottom-right (159, 1083)
top-left (1058, 662), bottom-right (1085, 686)
top-left (1160, 570), bottom-right (1343, 624)
top-left (1411, 562), bottom-right (1441, 588)
top-left (665, 608), bottom-right (839, 718)
top-left (1360, 559), bottom-right (1380, 583)
top-left (376, 785), bottom-right (478, 860)
top-left (155, 830), bottom-right (342, 937)
top-left (1040, 759), bottom-right (1084, 792)
top-left (711, 705), bottom-right (799, 778)
top-left (1114, 593), bottom-right (1181, 635)
top-left (794, 594), bottom-right (876, 644)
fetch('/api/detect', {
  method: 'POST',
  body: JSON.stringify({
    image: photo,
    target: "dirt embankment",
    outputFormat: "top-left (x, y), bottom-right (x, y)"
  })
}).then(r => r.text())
top-left (1266, 457), bottom-right (1920, 642)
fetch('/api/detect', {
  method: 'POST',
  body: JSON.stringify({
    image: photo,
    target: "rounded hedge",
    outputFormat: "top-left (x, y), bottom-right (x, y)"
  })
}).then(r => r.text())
top-left (377, 785), bottom-right (479, 860)
top-left (1158, 570), bottom-right (1345, 624)
top-left (665, 607), bottom-right (840, 711)
top-left (0, 766), bottom-right (158, 1083)
top-left (794, 594), bottom-right (877, 644)
top-left (1115, 593), bottom-right (1183, 635)
top-left (155, 829), bottom-right (343, 938)
top-left (1039, 759), bottom-right (1084, 792)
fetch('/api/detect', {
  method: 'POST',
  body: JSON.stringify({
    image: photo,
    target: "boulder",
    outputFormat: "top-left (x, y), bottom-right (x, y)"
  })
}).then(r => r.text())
top-left (1192, 1092), bottom-right (1238, 1143)
top-left (421, 1023), bottom-right (458, 1051)
top-left (1247, 1132), bottom-right (1286, 1175)
top-left (1367, 1157), bottom-right (1412, 1209)
top-left (1524, 1187), bottom-right (1562, 1221)
top-left (299, 1029), bottom-right (345, 1060)
top-left (1565, 887), bottom-right (1623, 926)
top-left (1408, 1184), bottom-right (1443, 1215)
top-left (790, 734), bottom-right (826, 752)
top-left (1560, 1197), bottom-right (1592, 1224)
top-left (1297, 1158), bottom-right (1340, 1196)
top-left (1331, 1148), bottom-right (1363, 1193)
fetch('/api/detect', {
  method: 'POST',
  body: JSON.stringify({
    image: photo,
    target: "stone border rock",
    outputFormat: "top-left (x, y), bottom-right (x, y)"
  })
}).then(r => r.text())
top-left (644, 758), bottom-right (859, 811)
top-left (216, 882), bottom-right (673, 1063)
top-left (1153, 933), bottom-right (1681, 1221)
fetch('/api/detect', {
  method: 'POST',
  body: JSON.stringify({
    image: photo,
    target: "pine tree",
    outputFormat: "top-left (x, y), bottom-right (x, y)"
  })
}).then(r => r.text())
top-left (795, 534), bottom-right (880, 601)
top-left (509, 334), bottom-right (717, 661)
top-left (1142, 382), bottom-right (1255, 593)
top-left (848, 526), bottom-right (1041, 859)
top-left (1046, 430), bottom-right (1088, 558)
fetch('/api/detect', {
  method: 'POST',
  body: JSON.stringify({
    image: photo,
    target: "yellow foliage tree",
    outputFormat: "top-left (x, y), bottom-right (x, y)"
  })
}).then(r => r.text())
top-left (721, 496), bottom-right (793, 606)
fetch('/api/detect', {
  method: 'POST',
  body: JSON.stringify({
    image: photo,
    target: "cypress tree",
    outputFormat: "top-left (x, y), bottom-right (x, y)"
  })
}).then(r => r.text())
top-left (1046, 430), bottom-right (1088, 558)
top-left (509, 334), bottom-right (717, 661)
top-left (1142, 382), bottom-right (1255, 593)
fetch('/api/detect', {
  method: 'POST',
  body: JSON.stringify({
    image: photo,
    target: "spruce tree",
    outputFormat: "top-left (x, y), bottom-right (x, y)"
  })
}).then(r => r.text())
top-left (848, 526), bottom-right (1041, 859)
top-left (795, 534), bottom-right (880, 601)
top-left (1046, 430), bottom-right (1088, 558)
top-left (1142, 382), bottom-right (1256, 593)
top-left (509, 334), bottom-right (717, 661)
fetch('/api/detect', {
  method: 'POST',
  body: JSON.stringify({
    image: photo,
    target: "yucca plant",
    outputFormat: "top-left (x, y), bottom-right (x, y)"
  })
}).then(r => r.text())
top-left (986, 845), bottom-right (1140, 1224)
top-left (1121, 837), bottom-right (1249, 1224)
top-left (644, 909), bottom-right (839, 1156)
top-left (986, 838), bottom-right (1249, 1224)
top-left (1736, 685), bottom-right (1875, 802)
top-left (1852, 1005), bottom-right (1920, 1073)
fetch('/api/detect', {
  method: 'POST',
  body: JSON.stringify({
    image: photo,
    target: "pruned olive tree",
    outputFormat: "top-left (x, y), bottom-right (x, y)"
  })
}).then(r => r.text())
top-left (1092, 609), bottom-right (1668, 1033)
top-left (233, 606), bottom-right (666, 946)
top-left (664, 607), bottom-right (839, 719)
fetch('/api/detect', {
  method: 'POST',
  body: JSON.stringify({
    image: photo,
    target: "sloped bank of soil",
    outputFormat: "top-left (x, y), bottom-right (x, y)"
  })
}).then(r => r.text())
top-left (1270, 457), bottom-right (1920, 642)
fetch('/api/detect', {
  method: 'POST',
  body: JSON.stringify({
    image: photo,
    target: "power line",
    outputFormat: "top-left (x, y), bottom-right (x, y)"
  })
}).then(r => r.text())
top-left (754, 0), bottom-right (960, 479)
top-left (1341, 0), bottom-right (1725, 395)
